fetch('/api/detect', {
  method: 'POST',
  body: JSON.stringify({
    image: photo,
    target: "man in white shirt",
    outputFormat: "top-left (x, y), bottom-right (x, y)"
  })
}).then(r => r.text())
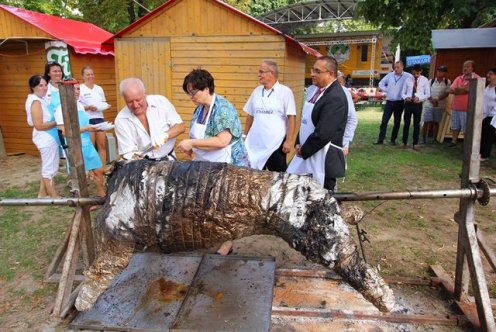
top-left (244, 60), bottom-right (296, 171)
top-left (401, 64), bottom-right (430, 150)
top-left (375, 61), bottom-right (413, 145)
top-left (421, 66), bottom-right (450, 143)
top-left (114, 78), bottom-right (185, 160)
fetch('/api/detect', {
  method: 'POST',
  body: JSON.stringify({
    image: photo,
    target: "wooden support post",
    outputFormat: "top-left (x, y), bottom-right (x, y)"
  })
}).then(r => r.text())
top-left (453, 78), bottom-right (494, 331)
top-left (50, 82), bottom-right (95, 317)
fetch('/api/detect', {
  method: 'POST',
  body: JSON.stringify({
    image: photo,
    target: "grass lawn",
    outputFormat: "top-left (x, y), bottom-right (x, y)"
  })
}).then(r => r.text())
top-left (0, 106), bottom-right (494, 329)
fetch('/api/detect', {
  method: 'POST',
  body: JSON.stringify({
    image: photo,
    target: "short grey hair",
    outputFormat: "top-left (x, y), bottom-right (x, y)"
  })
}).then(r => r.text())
top-left (263, 60), bottom-right (279, 77)
top-left (119, 78), bottom-right (146, 95)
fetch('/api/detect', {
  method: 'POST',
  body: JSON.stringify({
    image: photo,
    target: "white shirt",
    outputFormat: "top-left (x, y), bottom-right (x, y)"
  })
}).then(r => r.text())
top-left (114, 95), bottom-right (183, 158)
top-left (401, 75), bottom-right (430, 102)
top-left (25, 94), bottom-right (57, 149)
top-left (483, 85), bottom-right (496, 119)
top-left (306, 84), bottom-right (357, 148)
top-left (425, 78), bottom-right (451, 109)
top-left (378, 71), bottom-right (413, 101)
top-left (244, 81), bottom-right (297, 119)
top-left (79, 83), bottom-right (110, 119)
top-left (43, 82), bottom-right (58, 105)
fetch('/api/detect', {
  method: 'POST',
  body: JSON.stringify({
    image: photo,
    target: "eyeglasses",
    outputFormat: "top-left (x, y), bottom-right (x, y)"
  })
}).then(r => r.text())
top-left (311, 68), bottom-right (330, 75)
top-left (187, 89), bottom-right (200, 97)
top-left (258, 70), bottom-right (272, 75)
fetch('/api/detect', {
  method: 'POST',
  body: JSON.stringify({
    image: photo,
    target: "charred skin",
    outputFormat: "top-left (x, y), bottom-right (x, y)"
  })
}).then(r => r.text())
top-left (75, 160), bottom-right (394, 312)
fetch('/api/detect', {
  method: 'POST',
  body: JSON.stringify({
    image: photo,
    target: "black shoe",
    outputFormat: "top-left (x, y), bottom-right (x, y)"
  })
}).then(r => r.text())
top-left (390, 141), bottom-right (397, 146)
top-left (373, 141), bottom-right (383, 145)
top-left (448, 142), bottom-right (457, 148)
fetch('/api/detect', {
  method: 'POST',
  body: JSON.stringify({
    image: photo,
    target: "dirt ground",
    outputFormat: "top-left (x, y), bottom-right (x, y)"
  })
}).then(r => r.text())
top-left (0, 154), bottom-right (495, 331)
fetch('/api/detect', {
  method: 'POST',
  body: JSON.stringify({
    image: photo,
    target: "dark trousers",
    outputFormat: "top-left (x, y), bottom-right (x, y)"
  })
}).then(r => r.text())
top-left (324, 176), bottom-right (336, 192)
top-left (481, 116), bottom-right (495, 158)
top-left (402, 102), bottom-right (423, 145)
top-left (378, 100), bottom-right (405, 143)
top-left (263, 139), bottom-right (288, 172)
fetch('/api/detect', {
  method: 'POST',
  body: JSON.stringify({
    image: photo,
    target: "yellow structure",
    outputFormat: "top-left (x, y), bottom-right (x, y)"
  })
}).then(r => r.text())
top-left (0, 5), bottom-right (115, 156)
top-left (295, 31), bottom-right (386, 86)
top-left (107, 0), bottom-right (319, 133)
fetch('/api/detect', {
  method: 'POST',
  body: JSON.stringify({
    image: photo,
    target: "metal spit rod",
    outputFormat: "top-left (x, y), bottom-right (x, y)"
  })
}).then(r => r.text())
top-left (334, 186), bottom-right (495, 202)
top-left (0, 183), bottom-right (494, 206)
top-left (0, 197), bottom-right (105, 207)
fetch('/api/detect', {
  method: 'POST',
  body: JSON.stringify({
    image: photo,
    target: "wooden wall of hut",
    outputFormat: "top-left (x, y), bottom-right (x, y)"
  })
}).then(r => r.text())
top-left (432, 48), bottom-right (496, 81)
top-left (113, 0), bottom-right (308, 159)
top-left (0, 41), bottom-right (116, 156)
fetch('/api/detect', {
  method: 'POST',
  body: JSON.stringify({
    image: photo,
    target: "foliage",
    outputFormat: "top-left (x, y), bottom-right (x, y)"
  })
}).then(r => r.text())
top-left (0, 0), bottom-right (80, 19)
top-left (356, 0), bottom-right (496, 53)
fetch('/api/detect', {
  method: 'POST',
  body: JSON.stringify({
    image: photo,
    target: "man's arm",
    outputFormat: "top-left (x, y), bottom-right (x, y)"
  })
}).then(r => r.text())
top-left (378, 74), bottom-right (389, 92)
top-left (282, 115), bottom-right (296, 153)
top-left (245, 115), bottom-right (254, 134)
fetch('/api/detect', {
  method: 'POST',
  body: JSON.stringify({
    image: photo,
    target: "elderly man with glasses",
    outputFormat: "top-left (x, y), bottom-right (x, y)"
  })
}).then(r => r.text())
top-left (287, 56), bottom-right (348, 192)
top-left (114, 77), bottom-right (185, 160)
top-left (243, 60), bottom-right (297, 171)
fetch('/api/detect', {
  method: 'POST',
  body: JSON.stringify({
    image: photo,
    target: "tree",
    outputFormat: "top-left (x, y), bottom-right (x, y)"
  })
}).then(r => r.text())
top-left (356, 0), bottom-right (496, 53)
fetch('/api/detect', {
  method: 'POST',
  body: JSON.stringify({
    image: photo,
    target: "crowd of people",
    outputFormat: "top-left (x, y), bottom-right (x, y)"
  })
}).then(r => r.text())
top-left (25, 56), bottom-right (495, 206)
top-left (374, 60), bottom-right (495, 160)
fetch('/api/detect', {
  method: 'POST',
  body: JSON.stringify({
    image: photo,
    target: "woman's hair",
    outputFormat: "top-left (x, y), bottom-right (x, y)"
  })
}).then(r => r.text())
top-left (488, 67), bottom-right (496, 74)
top-left (182, 69), bottom-right (215, 95)
top-left (43, 61), bottom-right (64, 83)
top-left (28, 75), bottom-right (45, 93)
top-left (81, 65), bottom-right (93, 76)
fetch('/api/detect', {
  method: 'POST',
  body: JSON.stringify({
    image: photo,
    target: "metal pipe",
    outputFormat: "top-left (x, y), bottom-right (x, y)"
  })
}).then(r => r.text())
top-left (1, 186), bottom-right (494, 206)
top-left (334, 186), bottom-right (495, 202)
top-left (0, 197), bottom-right (105, 207)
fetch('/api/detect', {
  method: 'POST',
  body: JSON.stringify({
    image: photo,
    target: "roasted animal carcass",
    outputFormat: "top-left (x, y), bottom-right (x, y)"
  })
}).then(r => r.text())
top-left (75, 160), bottom-right (395, 312)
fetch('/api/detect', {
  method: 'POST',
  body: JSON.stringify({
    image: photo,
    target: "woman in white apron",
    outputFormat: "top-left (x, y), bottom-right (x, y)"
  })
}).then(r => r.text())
top-left (177, 69), bottom-right (249, 166)
top-left (25, 75), bottom-right (60, 198)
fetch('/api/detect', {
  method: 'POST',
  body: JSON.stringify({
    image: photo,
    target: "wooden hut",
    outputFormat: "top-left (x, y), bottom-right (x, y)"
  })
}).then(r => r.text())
top-left (0, 5), bottom-right (116, 156)
top-left (430, 27), bottom-right (496, 141)
top-left (105, 0), bottom-right (319, 141)
top-left (294, 31), bottom-right (387, 87)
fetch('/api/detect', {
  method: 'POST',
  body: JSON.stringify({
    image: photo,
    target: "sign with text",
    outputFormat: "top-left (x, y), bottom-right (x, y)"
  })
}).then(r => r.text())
top-left (45, 41), bottom-right (72, 77)
top-left (406, 55), bottom-right (431, 67)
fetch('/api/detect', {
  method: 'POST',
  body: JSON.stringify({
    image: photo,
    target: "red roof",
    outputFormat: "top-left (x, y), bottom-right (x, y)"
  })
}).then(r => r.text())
top-left (0, 4), bottom-right (114, 55)
top-left (106, 0), bottom-right (321, 58)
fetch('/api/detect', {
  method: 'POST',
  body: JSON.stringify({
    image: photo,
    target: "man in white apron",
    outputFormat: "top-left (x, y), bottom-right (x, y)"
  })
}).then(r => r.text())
top-left (115, 78), bottom-right (185, 160)
top-left (244, 60), bottom-right (296, 171)
top-left (287, 56), bottom-right (348, 192)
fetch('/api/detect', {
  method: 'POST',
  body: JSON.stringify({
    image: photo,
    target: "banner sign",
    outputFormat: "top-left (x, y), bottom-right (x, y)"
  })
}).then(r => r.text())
top-left (45, 41), bottom-right (72, 77)
top-left (406, 55), bottom-right (431, 67)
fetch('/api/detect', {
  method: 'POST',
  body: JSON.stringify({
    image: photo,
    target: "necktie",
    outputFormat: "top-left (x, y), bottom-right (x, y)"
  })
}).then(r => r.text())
top-left (412, 77), bottom-right (418, 98)
top-left (309, 88), bottom-right (323, 104)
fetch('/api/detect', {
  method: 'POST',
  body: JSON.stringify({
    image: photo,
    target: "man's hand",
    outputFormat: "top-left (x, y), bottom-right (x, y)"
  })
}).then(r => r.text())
top-left (282, 140), bottom-right (292, 154)
top-left (177, 139), bottom-right (193, 154)
top-left (152, 132), bottom-right (169, 149)
top-left (343, 146), bottom-right (349, 156)
top-left (295, 144), bottom-right (302, 157)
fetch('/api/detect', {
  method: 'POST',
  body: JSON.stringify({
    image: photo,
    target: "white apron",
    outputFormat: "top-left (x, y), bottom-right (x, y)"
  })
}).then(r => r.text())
top-left (190, 97), bottom-right (232, 163)
top-left (287, 100), bottom-right (330, 186)
top-left (245, 92), bottom-right (286, 169)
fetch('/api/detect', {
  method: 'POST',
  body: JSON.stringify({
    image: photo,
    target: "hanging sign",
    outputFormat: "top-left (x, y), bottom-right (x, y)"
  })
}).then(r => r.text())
top-left (45, 41), bottom-right (73, 77)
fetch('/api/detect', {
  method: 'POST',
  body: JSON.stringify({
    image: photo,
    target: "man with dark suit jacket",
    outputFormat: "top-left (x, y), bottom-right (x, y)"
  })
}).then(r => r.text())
top-left (287, 56), bottom-right (348, 191)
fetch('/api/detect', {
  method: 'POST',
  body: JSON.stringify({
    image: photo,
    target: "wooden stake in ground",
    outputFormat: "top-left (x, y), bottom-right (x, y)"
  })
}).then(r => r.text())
top-left (50, 82), bottom-right (95, 317)
top-left (453, 78), bottom-right (494, 331)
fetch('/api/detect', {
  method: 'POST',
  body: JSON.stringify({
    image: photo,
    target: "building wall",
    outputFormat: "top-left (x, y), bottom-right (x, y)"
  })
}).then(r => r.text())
top-left (0, 9), bottom-right (51, 38)
top-left (124, 0), bottom-right (272, 38)
top-left (431, 48), bottom-right (496, 81)
top-left (303, 39), bottom-right (383, 85)
top-left (0, 41), bottom-right (116, 156)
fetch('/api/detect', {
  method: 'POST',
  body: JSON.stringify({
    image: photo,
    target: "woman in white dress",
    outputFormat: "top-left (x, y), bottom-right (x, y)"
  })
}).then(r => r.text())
top-left (25, 75), bottom-right (60, 198)
top-left (80, 65), bottom-right (111, 167)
